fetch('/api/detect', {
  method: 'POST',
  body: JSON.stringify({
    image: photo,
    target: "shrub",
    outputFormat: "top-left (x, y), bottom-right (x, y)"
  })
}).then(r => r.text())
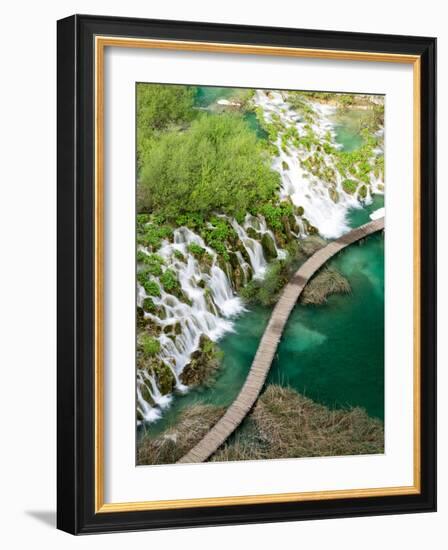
top-left (160, 269), bottom-right (180, 293)
top-left (139, 334), bottom-right (160, 357)
top-left (138, 113), bottom-right (280, 218)
top-left (187, 243), bottom-right (206, 257)
top-left (142, 280), bottom-right (161, 297)
top-left (342, 178), bottom-right (358, 194)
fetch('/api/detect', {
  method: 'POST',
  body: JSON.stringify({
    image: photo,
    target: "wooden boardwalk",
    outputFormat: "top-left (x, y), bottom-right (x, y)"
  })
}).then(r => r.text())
top-left (178, 217), bottom-right (385, 464)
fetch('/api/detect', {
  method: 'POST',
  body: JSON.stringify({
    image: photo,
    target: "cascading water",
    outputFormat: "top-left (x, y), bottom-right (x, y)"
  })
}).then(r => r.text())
top-left (253, 90), bottom-right (384, 239)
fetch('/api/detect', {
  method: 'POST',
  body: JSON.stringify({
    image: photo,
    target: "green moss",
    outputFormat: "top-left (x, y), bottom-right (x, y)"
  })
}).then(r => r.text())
top-left (139, 333), bottom-right (161, 357)
top-left (173, 250), bottom-right (185, 261)
top-left (142, 297), bottom-right (157, 313)
top-left (358, 184), bottom-right (368, 200)
top-left (187, 242), bottom-right (206, 257)
top-left (342, 178), bottom-right (358, 195)
top-left (142, 280), bottom-right (161, 297)
top-left (148, 359), bottom-right (176, 395)
top-left (160, 269), bottom-right (180, 293)
top-left (136, 252), bottom-right (165, 276)
top-left (261, 232), bottom-right (278, 260)
top-left (180, 335), bottom-right (223, 387)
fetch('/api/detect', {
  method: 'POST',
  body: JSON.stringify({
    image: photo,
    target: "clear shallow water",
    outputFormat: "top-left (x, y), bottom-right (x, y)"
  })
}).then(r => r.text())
top-left (333, 109), bottom-right (366, 152)
top-left (194, 86), bottom-right (267, 140)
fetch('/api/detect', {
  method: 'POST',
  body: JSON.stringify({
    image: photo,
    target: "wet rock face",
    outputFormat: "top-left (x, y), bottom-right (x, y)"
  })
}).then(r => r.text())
top-left (261, 232), bottom-right (278, 260)
top-left (180, 335), bottom-right (222, 387)
top-left (142, 357), bottom-right (176, 395)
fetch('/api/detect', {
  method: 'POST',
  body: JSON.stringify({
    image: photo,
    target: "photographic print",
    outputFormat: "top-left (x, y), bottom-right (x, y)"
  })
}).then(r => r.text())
top-left (135, 84), bottom-right (385, 465)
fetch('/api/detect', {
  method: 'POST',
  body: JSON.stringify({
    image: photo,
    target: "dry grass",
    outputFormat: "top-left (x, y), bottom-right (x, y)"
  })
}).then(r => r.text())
top-left (300, 267), bottom-right (351, 305)
top-left (138, 386), bottom-right (384, 465)
top-left (137, 404), bottom-right (225, 465)
top-left (211, 385), bottom-right (384, 462)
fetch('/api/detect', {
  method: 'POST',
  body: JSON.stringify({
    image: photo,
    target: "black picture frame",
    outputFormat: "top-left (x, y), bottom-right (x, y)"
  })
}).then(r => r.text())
top-left (57, 14), bottom-right (436, 535)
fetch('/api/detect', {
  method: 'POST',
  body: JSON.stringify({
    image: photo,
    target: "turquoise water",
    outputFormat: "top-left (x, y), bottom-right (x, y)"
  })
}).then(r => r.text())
top-left (333, 109), bottom-right (366, 152)
top-left (268, 233), bottom-right (384, 419)
top-left (195, 86), bottom-right (235, 107)
top-left (194, 86), bottom-right (267, 139)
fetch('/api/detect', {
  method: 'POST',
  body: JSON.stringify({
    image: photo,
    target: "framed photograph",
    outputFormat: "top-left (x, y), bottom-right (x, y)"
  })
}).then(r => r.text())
top-left (57, 14), bottom-right (436, 534)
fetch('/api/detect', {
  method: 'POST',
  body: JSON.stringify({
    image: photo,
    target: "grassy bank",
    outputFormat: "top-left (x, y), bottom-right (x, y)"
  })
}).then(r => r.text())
top-left (137, 384), bottom-right (384, 465)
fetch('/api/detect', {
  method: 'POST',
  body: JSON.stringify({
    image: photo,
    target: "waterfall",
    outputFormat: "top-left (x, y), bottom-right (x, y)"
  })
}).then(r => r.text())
top-left (230, 218), bottom-right (267, 279)
top-left (137, 224), bottom-right (258, 423)
top-left (253, 90), bottom-right (383, 239)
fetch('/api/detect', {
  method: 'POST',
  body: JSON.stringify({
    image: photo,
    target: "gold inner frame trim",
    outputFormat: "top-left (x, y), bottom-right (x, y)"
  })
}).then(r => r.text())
top-left (94, 35), bottom-right (421, 513)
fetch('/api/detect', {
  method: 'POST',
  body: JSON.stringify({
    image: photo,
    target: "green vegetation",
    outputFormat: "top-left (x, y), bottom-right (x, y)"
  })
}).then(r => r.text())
top-left (138, 113), bottom-right (280, 219)
top-left (180, 335), bottom-right (223, 387)
top-left (139, 333), bottom-right (161, 357)
top-left (300, 267), bottom-right (351, 305)
top-left (137, 223), bottom-right (173, 250)
top-left (241, 241), bottom-right (305, 306)
top-left (187, 242), bottom-right (206, 257)
top-left (137, 404), bottom-right (225, 465)
top-left (141, 279), bottom-right (161, 297)
top-left (137, 83), bottom-right (195, 167)
top-left (159, 269), bottom-right (179, 293)
top-left (342, 178), bottom-right (358, 194)
top-left (136, 252), bottom-right (165, 276)
top-left (211, 385), bottom-right (384, 461)
top-left (137, 385), bottom-right (384, 464)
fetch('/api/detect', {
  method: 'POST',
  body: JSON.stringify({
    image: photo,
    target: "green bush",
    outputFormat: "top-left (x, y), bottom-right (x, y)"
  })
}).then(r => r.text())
top-left (342, 179), bottom-right (358, 194)
top-left (138, 113), bottom-right (279, 218)
top-left (187, 243), bottom-right (206, 257)
top-left (136, 252), bottom-right (165, 276)
top-left (137, 83), bottom-right (195, 167)
top-left (160, 269), bottom-right (180, 293)
top-left (139, 334), bottom-right (160, 357)
top-left (142, 280), bottom-right (161, 297)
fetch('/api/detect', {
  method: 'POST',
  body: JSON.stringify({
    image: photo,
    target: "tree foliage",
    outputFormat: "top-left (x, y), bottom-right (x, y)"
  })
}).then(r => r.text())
top-left (137, 83), bottom-right (195, 167)
top-left (138, 113), bottom-right (280, 219)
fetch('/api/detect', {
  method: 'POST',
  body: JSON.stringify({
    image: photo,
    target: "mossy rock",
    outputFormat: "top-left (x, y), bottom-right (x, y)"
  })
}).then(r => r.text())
top-left (329, 187), bottom-right (340, 203)
top-left (139, 381), bottom-right (156, 407)
top-left (148, 359), bottom-right (176, 395)
top-left (261, 232), bottom-right (278, 260)
top-left (282, 160), bottom-right (290, 171)
top-left (246, 227), bottom-right (259, 240)
top-left (281, 215), bottom-right (294, 240)
top-left (173, 250), bottom-right (185, 262)
top-left (180, 335), bottom-right (222, 387)
top-left (358, 184), bottom-right (368, 200)
top-left (228, 251), bottom-right (240, 270)
top-left (295, 205), bottom-right (305, 216)
top-left (142, 297), bottom-right (157, 313)
top-left (235, 240), bottom-right (251, 264)
top-left (136, 307), bottom-right (150, 330)
top-left (342, 178), bottom-right (358, 195)
top-left (233, 266), bottom-right (244, 291)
